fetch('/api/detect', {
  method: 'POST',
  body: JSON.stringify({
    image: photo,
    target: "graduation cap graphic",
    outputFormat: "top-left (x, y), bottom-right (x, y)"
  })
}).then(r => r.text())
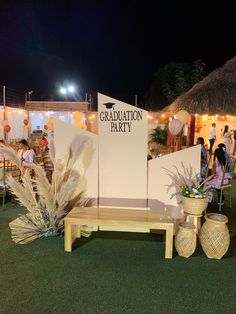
top-left (103, 102), bottom-right (115, 109)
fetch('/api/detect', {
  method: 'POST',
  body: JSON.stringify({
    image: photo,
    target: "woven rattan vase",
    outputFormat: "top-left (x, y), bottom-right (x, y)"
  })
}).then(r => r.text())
top-left (175, 222), bottom-right (197, 258)
top-left (182, 197), bottom-right (208, 215)
top-left (199, 213), bottom-right (230, 259)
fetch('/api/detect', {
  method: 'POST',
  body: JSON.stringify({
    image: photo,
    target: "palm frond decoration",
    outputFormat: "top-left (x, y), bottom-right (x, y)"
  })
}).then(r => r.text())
top-left (0, 146), bottom-right (22, 169)
top-left (47, 131), bottom-right (55, 164)
top-left (4, 134), bottom-right (94, 244)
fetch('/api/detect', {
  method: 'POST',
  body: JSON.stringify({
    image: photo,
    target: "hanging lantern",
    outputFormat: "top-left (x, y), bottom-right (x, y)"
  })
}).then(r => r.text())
top-left (217, 116), bottom-right (227, 122)
top-left (4, 125), bottom-right (11, 133)
top-left (23, 119), bottom-right (29, 126)
top-left (175, 110), bottom-right (190, 125)
top-left (168, 119), bottom-right (183, 135)
top-left (195, 124), bottom-right (202, 133)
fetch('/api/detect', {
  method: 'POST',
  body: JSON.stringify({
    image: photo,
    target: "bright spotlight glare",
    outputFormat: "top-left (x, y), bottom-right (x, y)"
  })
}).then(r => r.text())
top-left (60, 87), bottom-right (67, 94)
top-left (68, 85), bottom-right (75, 93)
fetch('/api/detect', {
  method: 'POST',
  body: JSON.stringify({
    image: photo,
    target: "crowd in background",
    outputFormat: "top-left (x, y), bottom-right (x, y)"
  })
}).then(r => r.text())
top-left (197, 123), bottom-right (236, 205)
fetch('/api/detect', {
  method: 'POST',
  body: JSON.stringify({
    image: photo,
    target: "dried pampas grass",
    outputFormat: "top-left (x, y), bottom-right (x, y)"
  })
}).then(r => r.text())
top-left (0, 146), bottom-right (22, 170)
top-left (5, 134), bottom-right (94, 244)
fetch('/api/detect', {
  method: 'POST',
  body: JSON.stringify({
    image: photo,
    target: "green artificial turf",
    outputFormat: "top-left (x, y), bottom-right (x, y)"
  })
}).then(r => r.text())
top-left (0, 183), bottom-right (236, 314)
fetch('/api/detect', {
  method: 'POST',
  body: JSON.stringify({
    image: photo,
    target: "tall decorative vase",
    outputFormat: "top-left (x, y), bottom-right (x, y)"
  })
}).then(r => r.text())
top-left (199, 213), bottom-right (230, 259)
top-left (175, 222), bottom-right (197, 258)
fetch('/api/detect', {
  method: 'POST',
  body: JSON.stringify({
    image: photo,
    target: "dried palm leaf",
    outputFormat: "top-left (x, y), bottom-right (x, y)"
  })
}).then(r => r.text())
top-left (9, 213), bottom-right (43, 244)
top-left (7, 175), bottom-right (39, 211)
top-left (0, 146), bottom-right (22, 169)
top-left (7, 131), bottom-right (93, 244)
top-left (47, 131), bottom-right (55, 164)
top-left (33, 164), bottom-right (56, 213)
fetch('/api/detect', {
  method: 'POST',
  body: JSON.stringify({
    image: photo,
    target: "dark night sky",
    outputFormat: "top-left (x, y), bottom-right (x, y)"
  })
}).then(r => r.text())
top-left (0, 0), bottom-right (235, 105)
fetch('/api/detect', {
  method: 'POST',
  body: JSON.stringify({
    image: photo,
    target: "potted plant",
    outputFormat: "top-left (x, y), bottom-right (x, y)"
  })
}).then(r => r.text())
top-left (164, 163), bottom-right (213, 215)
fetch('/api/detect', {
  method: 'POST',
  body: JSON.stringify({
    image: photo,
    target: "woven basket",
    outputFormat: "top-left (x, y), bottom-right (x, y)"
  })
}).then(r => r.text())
top-left (182, 196), bottom-right (207, 215)
top-left (175, 222), bottom-right (197, 258)
top-left (199, 213), bottom-right (230, 259)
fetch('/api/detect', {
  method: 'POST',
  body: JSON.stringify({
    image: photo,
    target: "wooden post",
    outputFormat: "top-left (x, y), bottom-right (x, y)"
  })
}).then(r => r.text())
top-left (167, 126), bottom-right (171, 146)
top-left (176, 129), bottom-right (183, 151)
top-left (187, 114), bottom-right (195, 147)
top-left (3, 85), bottom-right (6, 141)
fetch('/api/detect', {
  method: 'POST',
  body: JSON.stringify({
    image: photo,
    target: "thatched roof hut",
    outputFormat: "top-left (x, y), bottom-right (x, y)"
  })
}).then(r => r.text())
top-left (162, 55), bottom-right (236, 116)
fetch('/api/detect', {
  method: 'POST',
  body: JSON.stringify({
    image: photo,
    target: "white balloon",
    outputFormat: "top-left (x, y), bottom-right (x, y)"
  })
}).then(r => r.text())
top-left (175, 110), bottom-right (189, 125)
top-left (168, 119), bottom-right (183, 135)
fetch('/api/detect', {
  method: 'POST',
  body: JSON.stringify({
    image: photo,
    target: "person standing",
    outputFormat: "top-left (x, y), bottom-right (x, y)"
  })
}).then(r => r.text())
top-left (206, 147), bottom-right (232, 205)
top-left (17, 139), bottom-right (35, 171)
top-left (197, 137), bottom-right (208, 182)
top-left (233, 130), bottom-right (236, 156)
top-left (208, 123), bottom-right (216, 154)
top-left (222, 125), bottom-right (232, 154)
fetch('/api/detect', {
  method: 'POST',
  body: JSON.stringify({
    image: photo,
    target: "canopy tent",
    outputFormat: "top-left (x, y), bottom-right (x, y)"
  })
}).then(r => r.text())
top-left (157, 55), bottom-right (236, 153)
top-left (25, 101), bottom-right (89, 112)
top-left (0, 101), bottom-right (91, 140)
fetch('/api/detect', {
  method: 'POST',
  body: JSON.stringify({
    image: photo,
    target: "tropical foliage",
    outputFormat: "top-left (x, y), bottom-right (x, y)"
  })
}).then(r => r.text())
top-left (149, 126), bottom-right (167, 146)
top-left (147, 60), bottom-right (208, 109)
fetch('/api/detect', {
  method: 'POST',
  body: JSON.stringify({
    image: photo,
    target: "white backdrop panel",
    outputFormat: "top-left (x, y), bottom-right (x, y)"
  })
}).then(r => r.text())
top-left (54, 119), bottom-right (98, 205)
top-left (148, 145), bottom-right (201, 218)
top-left (98, 93), bottom-right (148, 208)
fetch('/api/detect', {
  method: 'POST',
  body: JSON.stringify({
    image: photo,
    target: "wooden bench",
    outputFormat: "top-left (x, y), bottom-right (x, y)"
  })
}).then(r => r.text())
top-left (64, 207), bottom-right (174, 259)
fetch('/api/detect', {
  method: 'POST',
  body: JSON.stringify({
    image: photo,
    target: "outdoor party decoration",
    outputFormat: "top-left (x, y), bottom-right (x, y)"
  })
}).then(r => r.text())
top-left (0, 134), bottom-right (93, 244)
top-left (73, 111), bottom-right (82, 121)
top-left (164, 163), bottom-right (213, 214)
top-left (4, 124), bottom-right (11, 133)
top-left (74, 120), bottom-right (83, 128)
top-left (175, 110), bottom-right (189, 125)
top-left (23, 119), bottom-right (30, 131)
top-left (168, 118), bottom-right (183, 135)
top-left (98, 93), bottom-right (148, 208)
top-left (175, 222), bottom-right (197, 258)
top-left (73, 111), bottom-right (87, 129)
top-left (195, 124), bottom-right (202, 133)
top-left (199, 213), bottom-right (230, 259)
top-left (46, 117), bottom-right (54, 130)
top-left (217, 115), bottom-right (226, 122)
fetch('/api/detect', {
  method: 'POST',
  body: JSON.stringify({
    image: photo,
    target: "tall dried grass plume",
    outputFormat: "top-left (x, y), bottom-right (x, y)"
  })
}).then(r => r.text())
top-left (0, 134), bottom-right (94, 244)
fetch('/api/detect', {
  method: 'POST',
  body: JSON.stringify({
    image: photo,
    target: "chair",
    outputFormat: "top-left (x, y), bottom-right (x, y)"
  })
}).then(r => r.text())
top-left (0, 159), bottom-right (21, 209)
top-left (0, 159), bottom-right (7, 209)
top-left (211, 157), bottom-right (236, 211)
top-left (43, 154), bottom-right (54, 183)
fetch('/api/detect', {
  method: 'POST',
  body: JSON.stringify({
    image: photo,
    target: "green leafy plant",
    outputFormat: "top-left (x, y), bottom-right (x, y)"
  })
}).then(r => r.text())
top-left (149, 126), bottom-right (167, 146)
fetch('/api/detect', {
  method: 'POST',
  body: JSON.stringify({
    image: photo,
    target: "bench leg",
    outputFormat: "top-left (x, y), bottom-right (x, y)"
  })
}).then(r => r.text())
top-left (165, 226), bottom-right (174, 259)
top-left (64, 220), bottom-right (72, 252)
top-left (65, 221), bottom-right (81, 252)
